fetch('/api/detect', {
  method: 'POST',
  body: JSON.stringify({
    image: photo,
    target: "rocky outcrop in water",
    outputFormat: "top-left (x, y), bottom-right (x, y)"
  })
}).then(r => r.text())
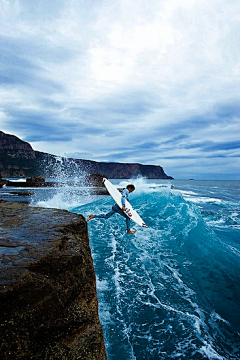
top-left (0, 201), bottom-right (106, 359)
top-left (0, 131), bottom-right (173, 179)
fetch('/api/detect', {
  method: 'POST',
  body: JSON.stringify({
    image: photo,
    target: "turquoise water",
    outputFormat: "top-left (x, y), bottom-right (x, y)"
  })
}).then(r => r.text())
top-left (72, 179), bottom-right (240, 360)
top-left (29, 179), bottom-right (240, 359)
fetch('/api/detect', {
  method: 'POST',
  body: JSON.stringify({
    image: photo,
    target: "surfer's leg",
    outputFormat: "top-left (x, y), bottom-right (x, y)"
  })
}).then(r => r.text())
top-left (126, 217), bottom-right (131, 231)
top-left (94, 211), bottom-right (112, 219)
top-left (112, 204), bottom-right (126, 218)
top-left (113, 205), bottom-right (135, 233)
top-left (103, 209), bottom-right (116, 219)
top-left (87, 215), bottom-right (94, 221)
top-left (125, 217), bottom-right (135, 233)
top-left (88, 205), bottom-right (118, 222)
top-left (91, 206), bottom-right (116, 220)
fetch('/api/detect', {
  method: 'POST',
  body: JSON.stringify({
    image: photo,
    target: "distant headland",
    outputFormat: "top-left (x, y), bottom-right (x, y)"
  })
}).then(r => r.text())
top-left (0, 131), bottom-right (173, 180)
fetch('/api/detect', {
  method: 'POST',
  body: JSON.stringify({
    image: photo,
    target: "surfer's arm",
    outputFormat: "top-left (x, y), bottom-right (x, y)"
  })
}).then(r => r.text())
top-left (121, 189), bottom-right (129, 210)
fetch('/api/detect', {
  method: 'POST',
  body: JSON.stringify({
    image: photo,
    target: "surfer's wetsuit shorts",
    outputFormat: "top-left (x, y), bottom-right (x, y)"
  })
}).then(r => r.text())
top-left (94, 204), bottom-right (131, 230)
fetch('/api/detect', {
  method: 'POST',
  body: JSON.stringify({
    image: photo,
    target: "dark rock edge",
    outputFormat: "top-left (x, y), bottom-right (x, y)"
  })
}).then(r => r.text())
top-left (0, 200), bottom-right (107, 360)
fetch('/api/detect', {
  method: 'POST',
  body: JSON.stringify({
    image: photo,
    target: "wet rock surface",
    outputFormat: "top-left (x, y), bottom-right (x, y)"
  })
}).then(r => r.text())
top-left (0, 201), bottom-right (106, 359)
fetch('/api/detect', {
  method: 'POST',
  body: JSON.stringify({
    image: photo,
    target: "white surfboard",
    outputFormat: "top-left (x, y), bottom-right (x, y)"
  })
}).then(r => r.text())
top-left (103, 178), bottom-right (148, 228)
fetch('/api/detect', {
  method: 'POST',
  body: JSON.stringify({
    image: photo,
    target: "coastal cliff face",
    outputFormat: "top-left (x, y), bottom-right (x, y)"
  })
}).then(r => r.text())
top-left (0, 131), bottom-right (37, 178)
top-left (0, 131), bottom-right (173, 179)
top-left (77, 159), bottom-right (171, 179)
top-left (0, 131), bottom-right (34, 153)
top-left (0, 201), bottom-right (106, 359)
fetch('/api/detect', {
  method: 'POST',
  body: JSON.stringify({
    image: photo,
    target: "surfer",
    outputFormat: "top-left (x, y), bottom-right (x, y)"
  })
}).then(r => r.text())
top-left (87, 184), bottom-right (136, 234)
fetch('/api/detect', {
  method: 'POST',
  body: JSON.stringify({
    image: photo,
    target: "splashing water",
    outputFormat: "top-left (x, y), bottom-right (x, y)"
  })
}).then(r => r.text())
top-left (32, 178), bottom-right (240, 359)
top-left (31, 157), bottom-right (100, 209)
top-left (75, 179), bottom-right (240, 360)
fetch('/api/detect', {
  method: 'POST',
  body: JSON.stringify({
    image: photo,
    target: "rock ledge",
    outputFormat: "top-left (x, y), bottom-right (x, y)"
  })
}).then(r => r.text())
top-left (0, 200), bottom-right (106, 359)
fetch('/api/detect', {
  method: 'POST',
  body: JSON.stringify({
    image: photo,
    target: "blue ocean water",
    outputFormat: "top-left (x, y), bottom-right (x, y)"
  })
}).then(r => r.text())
top-left (30, 179), bottom-right (240, 359)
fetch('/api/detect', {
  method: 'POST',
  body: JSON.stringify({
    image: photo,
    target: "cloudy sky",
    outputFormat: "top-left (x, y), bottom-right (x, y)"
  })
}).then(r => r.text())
top-left (1, 0), bottom-right (240, 179)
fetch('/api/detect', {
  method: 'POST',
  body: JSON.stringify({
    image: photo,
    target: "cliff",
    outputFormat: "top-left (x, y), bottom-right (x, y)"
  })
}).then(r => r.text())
top-left (73, 159), bottom-right (172, 179)
top-left (0, 201), bottom-right (106, 359)
top-left (0, 131), bottom-right (173, 179)
top-left (0, 131), bottom-right (38, 178)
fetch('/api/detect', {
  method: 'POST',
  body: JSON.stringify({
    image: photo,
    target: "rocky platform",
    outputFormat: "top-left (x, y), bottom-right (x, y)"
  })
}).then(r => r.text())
top-left (0, 201), bottom-right (106, 359)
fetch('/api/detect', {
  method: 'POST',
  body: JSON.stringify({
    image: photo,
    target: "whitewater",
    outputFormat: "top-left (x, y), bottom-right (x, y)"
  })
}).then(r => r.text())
top-left (30, 179), bottom-right (240, 359)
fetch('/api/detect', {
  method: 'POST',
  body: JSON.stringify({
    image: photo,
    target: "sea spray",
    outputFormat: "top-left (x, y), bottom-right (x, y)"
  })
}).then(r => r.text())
top-left (30, 156), bottom-right (99, 209)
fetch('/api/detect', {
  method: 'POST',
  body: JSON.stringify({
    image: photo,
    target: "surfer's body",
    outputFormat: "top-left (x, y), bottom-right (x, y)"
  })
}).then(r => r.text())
top-left (87, 184), bottom-right (136, 234)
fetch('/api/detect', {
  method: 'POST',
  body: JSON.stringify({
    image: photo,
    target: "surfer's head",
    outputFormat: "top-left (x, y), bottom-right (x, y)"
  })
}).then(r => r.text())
top-left (127, 184), bottom-right (135, 193)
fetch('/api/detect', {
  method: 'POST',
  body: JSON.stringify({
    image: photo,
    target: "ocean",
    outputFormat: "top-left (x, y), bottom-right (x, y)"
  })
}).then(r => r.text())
top-left (2, 178), bottom-right (240, 359)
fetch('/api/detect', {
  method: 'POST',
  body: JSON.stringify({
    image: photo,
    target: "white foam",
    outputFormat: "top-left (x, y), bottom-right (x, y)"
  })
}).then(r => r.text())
top-left (96, 277), bottom-right (109, 291)
top-left (200, 342), bottom-right (225, 359)
top-left (226, 245), bottom-right (240, 257)
top-left (210, 311), bottom-right (230, 325)
top-left (180, 190), bottom-right (198, 196)
top-left (31, 188), bottom-right (101, 211)
top-left (6, 178), bottom-right (26, 182)
top-left (184, 195), bottom-right (223, 205)
top-left (117, 177), bottom-right (173, 195)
